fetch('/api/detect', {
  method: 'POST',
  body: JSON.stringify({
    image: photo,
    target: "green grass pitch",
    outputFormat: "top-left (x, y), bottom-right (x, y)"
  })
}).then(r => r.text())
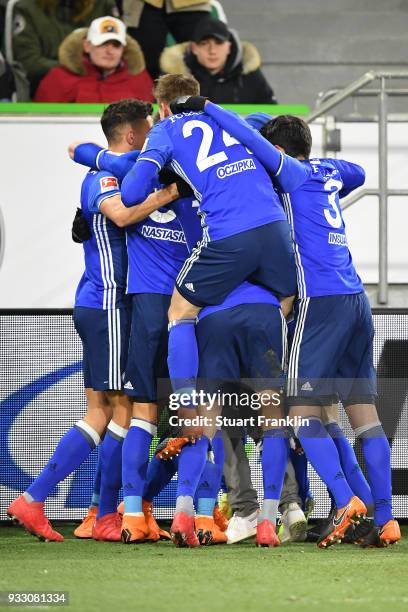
top-left (0, 523), bottom-right (407, 612)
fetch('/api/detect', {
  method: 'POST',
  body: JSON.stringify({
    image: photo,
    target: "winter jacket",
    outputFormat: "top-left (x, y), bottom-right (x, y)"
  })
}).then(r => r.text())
top-left (159, 31), bottom-right (277, 104)
top-left (141, 0), bottom-right (210, 10)
top-left (34, 29), bottom-right (154, 103)
top-left (12, 0), bottom-right (117, 95)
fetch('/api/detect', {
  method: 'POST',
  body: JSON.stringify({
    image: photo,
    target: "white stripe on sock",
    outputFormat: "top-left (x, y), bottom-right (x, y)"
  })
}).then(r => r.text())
top-left (108, 420), bottom-right (128, 439)
top-left (76, 420), bottom-right (101, 446)
top-left (130, 418), bottom-right (157, 436)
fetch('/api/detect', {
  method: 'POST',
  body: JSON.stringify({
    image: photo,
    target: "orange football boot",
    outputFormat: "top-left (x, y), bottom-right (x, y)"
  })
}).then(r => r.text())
top-left (360, 519), bottom-right (401, 548)
top-left (155, 437), bottom-right (192, 460)
top-left (318, 496), bottom-right (367, 548)
top-left (143, 500), bottom-right (171, 541)
top-left (213, 504), bottom-right (228, 532)
top-left (92, 512), bottom-right (122, 542)
top-left (7, 495), bottom-right (63, 542)
top-left (195, 516), bottom-right (227, 545)
top-left (256, 520), bottom-right (280, 547)
top-left (170, 512), bottom-right (200, 548)
top-left (121, 514), bottom-right (149, 544)
top-left (74, 506), bottom-right (97, 538)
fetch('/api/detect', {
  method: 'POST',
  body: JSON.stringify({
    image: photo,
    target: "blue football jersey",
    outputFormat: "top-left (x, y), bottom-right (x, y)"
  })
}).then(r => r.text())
top-left (75, 170), bottom-right (128, 309)
top-left (278, 158), bottom-right (365, 298)
top-left (171, 194), bottom-right (280, 319)
top-left (125, 111), bottom-right (287, 242)
top-left (126, 208), bottom-right (189, 295)
top-left (75, 147), bottom-right (190, 296)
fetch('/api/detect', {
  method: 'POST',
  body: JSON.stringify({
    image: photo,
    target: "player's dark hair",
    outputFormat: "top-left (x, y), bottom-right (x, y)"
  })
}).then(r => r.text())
top-left (260, 115), bottom-right (312, 159)
top-left (153, 74), bottom-right (200, 105)
top-left (100, 99), bottom-right (153, 143)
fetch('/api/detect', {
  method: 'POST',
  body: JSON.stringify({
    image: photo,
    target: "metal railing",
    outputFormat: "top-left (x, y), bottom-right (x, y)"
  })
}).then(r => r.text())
top-left (306, 71), bottom-right (408, 304)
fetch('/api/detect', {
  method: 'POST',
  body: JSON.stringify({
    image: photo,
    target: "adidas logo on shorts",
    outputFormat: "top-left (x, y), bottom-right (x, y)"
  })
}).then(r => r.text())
top-left (185, 283), bottom-right (195, 292)
top-left (301, 381), bottom-right (313, 391)
top-left (124, 381), bottom-right (134, 390)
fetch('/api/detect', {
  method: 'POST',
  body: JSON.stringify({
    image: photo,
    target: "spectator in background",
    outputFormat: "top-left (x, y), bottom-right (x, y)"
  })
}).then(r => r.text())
top-left (159, 17), bottom-right (277, 104)
top-left (119, 0), bottom-right (215, 79)
top-left (12, 0), bottom-right (118, 97)
top-left (34, 16), bottom-right (154, 103)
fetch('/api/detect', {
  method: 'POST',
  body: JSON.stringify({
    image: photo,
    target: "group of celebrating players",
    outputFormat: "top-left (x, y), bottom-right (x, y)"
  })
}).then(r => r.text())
top-left (7, 73), bottom-right (401, 549)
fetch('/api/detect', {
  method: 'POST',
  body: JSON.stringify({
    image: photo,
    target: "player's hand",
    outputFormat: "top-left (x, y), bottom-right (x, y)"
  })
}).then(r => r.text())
top-left (170, 96), bottom-right (208, 114)
top-left (72, 208), bottom-right (91, 243)
top-left (159, 168), bottom-right (194, 198)
top-left (68, 141), bottom-right (85, 159)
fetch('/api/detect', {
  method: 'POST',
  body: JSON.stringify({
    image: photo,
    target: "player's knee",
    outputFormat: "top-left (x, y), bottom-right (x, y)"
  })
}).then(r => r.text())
top-left (168, 288), bottom-right (199, 321)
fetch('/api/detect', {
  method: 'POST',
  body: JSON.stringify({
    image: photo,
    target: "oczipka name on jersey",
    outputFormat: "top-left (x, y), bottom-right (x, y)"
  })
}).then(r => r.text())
top-left (141, 225), bottom-right (186, 243)
top-left (216, 158), bottom-right (256, 179)
top-left (328, 232), bottom-right (348, 246)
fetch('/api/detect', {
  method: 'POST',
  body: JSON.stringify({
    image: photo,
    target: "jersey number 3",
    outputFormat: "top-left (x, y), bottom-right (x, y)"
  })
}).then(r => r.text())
top-left (182, 120), bottom-right (239, 172)
top-left (324, 178), bottom-right (343, 229)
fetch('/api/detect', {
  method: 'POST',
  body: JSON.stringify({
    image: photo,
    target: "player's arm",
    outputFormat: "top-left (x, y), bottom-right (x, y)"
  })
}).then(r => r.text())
top-left (330, 159), bottom-right (366, 197)
top-left (121, 124), bottom-right (173, 206)
top-left (69, 142), bottom-right (139, 180)
top-left (171, 97), bottom-right (309, 192)
top-left (204, 102), bottom-right (310, 192)
top-left (99, 185), bottom-right (180, 227)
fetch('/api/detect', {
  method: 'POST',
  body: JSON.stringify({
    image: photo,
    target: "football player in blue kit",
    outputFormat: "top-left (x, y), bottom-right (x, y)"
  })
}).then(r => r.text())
top-left (7, 100), bottom-right (181, 543)
top-left (173, 97), bottom-right (400, 549)
top-left (120, 74), bottom-right (306, 398)
top-left (81, 114), bottom-right (291, 547)
top-left (116, 74), bottom-right (309, 544)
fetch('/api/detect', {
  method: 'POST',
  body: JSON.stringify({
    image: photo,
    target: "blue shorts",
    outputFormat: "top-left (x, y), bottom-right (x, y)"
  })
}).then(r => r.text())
top-left (124, 293), bottom-right (171, 402)
top-left (196, 303), bottom-right (286, 392)
top-left (73, 306), bottom-right (130, 391)
top-left (287, 292), bottom-right (376, 405)
top-left (176, 221), bottom-right (296, 307)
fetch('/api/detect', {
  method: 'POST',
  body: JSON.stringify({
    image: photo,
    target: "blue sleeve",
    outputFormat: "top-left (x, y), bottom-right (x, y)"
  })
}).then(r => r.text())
top-left (121, 123), bottom-right (173, 206)
top-left (74, 143), bottom-right (103, 169)
top-left (87, 171), bottom-right (121, 213)
top-left (330, 159), bottom-right (366, 198)
top-left (204, 101), bottom-right (310, 192)
top-left (96, 149), bottom-right (140, 181)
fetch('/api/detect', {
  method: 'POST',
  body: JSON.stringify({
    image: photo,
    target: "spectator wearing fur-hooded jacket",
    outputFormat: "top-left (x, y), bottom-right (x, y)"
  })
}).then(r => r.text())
top-left (159, 17), bottom-right (276, 104)
top-left (34, 16), bottom-right (154, 103)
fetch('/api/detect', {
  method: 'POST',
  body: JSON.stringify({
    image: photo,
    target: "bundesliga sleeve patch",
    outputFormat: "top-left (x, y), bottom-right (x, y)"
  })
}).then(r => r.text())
top-left (100, 176), bottom-right (119, 193)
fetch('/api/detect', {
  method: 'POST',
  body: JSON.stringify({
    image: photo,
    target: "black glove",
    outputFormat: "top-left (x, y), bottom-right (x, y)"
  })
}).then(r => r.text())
top-left (169, 95), bottom-right (208, 115)
top-left (72, 207), bottom-right (91, 243)
top-left (158, 168), bottom-right (194, 199)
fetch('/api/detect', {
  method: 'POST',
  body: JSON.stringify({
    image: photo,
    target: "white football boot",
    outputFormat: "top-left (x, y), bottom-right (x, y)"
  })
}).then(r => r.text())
top-left (226, 509), bottom-right (258, 544)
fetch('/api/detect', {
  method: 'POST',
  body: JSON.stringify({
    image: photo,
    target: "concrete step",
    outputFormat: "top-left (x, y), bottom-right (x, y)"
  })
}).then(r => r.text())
top-left (366, 284), bottom-right (408, 309)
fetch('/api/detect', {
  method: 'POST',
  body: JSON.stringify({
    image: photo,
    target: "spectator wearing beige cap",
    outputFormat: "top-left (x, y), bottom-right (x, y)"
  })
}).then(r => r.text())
top-left (12, 0), bottom-right (118, 97)
top-left (34, 16), bottom-right (154, 103)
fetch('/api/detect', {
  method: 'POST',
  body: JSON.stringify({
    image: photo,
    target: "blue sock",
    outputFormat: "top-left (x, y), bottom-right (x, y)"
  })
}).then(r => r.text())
top-left (143, 454), bottom-right (178, 502)
top-left (26, 420), bottom-right (100, 502)
top-left (177, 436), bottom-right (209, 504)
top-left (296, 417), bottom-right (354, 509)
top-left (196, 459), bottom-right (222, 516)
top-left (97, 422), bottom-right (127, 519)
top-left (168, 320), bottom-right (198, 395)
top-left (90, 454), bottom-right (102, 508)
top-left (122, 418), bottom-right (156, 514)
top-left (289, 448), bottom-right (312, 510)
top-left (259, 428), bottom-right (289, 523)
top-left (357, 424), bottom-right (393, 525)
top-left (325, 421), bottom-right (374, 512)
top-left (211, 430), bottom-right (225, 479)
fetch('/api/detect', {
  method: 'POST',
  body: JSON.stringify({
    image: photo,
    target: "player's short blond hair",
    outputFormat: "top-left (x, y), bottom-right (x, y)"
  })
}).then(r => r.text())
top-left (153, 74), bottom-right (200, 105)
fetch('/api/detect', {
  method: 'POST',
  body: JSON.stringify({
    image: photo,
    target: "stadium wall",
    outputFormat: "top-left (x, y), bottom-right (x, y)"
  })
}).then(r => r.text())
top-left (0, 114), bottom-right (407, 309)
